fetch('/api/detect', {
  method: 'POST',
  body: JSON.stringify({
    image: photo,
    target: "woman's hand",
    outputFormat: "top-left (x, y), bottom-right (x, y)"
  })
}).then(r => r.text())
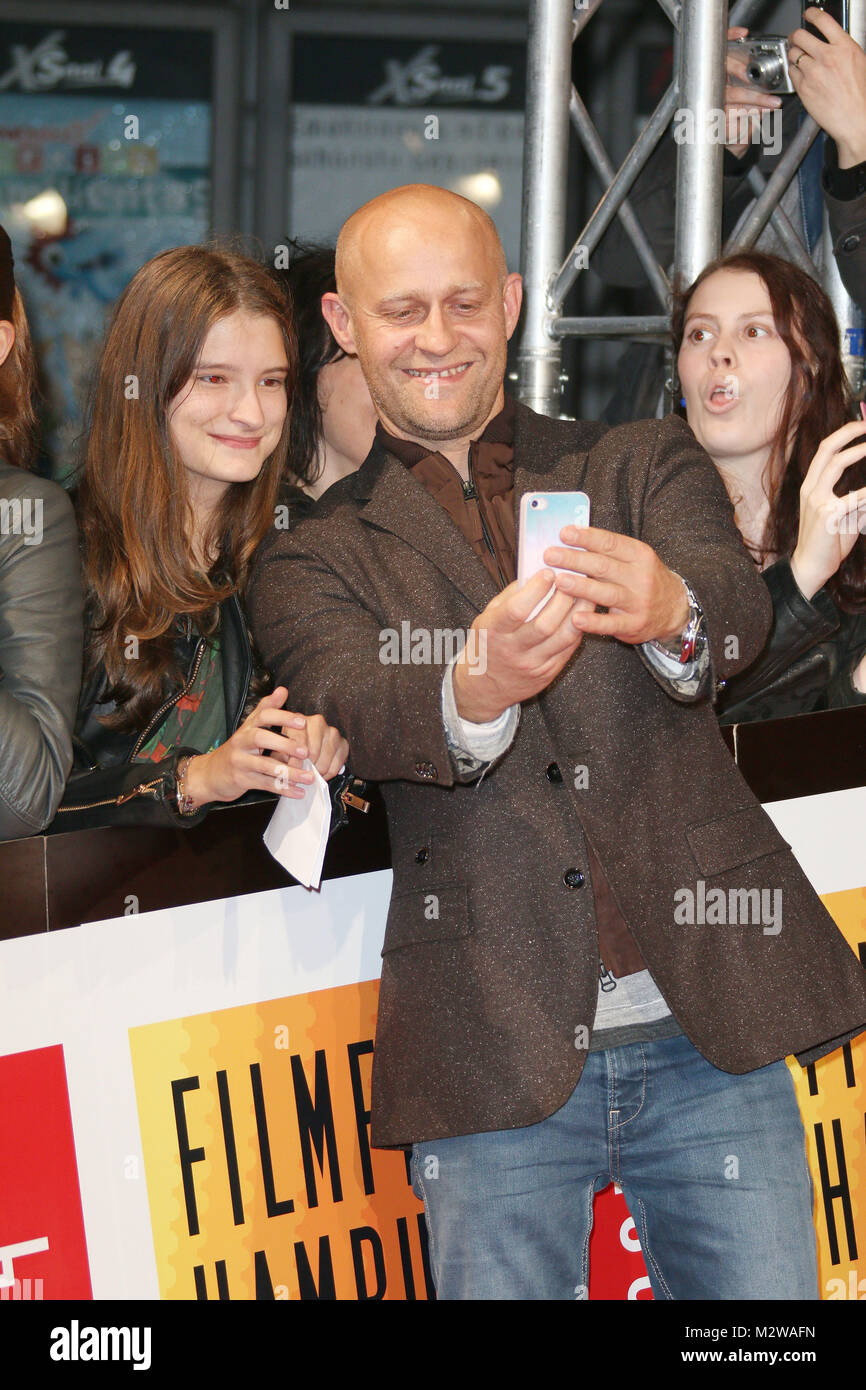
top-left (853, 649), bottom-right (866, 695)
top-left (283, 712), bottom-right (349, 782)
top-left (789, 421), bottom-right (866, 601)
top-left (181, 686), bottom-right (349, 809)
top-left (788, 9), bottom-right (866, 169)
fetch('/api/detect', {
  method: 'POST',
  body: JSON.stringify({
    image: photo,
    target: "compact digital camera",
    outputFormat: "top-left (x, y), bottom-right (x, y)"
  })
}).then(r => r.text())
top-left (727, 36), bottom-right (794, 94)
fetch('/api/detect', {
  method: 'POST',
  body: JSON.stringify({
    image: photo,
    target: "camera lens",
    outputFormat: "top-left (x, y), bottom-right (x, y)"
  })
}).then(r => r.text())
top-left (747, 53), bottom-right (784, 88)
top-left (531, 498), bottom-right (539, 508)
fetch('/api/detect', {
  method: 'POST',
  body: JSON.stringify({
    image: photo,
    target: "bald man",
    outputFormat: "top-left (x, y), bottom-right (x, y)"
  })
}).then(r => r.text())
top-left (249, 184), bottom-right (866, 1301)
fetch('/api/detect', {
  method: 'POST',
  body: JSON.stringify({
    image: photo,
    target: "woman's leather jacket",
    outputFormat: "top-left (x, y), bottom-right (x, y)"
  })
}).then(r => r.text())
top-left (49, 591), bottom-right (361, 832)
top-left (716, 557), bottom-right (866, 725)
top-left (0, 462), bottom-right (84, 838)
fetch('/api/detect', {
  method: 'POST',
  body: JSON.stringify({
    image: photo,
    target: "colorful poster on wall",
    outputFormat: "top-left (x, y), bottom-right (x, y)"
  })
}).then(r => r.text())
top-left (0, 23), bottom-right (213, 479)
top-left (288, 35), bottom-right (525, 271)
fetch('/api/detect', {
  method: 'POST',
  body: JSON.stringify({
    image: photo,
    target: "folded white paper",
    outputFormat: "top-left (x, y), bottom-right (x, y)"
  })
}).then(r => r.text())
top-left (262, 760), bottom-right (331, 890)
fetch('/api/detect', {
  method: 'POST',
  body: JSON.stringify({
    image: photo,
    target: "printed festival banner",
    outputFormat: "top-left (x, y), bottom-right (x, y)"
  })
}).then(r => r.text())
top-left (0, 787), bottom-right (864, 1300)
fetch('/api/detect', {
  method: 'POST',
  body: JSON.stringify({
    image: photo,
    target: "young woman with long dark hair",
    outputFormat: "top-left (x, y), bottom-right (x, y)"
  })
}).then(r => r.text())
top-left (0, 222), bottom-right (83, 838)
top-left (274, 243), bottom-right (377, 499)
top-left (54, 244), bottom-right (347, 829)
top-left (673, 250), bottom-right (866, 723)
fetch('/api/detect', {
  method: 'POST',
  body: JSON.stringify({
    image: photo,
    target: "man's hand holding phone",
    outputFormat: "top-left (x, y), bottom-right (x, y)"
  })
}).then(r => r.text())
top-left (452, 526), bottom-right (690, 722)
top-left (453, 491), bottom-right (595, 723)
top-left (547, 526), bottom-right (690, 646)
top-left (452, 571), bottom-right (586, 724)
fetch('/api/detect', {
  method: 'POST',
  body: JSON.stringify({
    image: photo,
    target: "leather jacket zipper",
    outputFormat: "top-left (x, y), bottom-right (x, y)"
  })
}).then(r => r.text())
top-left (56, 637), bottom-right (208, 813)
top-left (55, 778), bottom-right (164, 813)
top-left (129, 636), bottom-right (207, 761)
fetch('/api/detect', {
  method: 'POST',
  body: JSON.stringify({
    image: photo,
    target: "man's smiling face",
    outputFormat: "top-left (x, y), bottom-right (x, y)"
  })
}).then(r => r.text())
top-left (324, 190), bottom-right (522, 449)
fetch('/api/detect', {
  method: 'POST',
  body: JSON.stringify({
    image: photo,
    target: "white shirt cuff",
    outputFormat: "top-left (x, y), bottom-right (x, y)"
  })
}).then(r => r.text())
top-left (441, 659), bottom-right (519, 763)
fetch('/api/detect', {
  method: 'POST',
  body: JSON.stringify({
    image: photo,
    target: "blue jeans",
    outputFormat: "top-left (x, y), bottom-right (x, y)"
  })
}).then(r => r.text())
top-left (410, 1034), bottom-right (818, 1300)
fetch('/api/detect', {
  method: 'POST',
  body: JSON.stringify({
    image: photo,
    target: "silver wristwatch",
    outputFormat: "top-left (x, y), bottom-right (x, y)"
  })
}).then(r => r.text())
top-left (650, 576), bottom-right (705, 665)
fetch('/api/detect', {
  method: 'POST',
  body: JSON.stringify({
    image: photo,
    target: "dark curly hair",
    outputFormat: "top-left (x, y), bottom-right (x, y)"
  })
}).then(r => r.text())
top-left (672, 250), bottom-right (866, 611)
top-left (271, 241), bottom-right (344, 489)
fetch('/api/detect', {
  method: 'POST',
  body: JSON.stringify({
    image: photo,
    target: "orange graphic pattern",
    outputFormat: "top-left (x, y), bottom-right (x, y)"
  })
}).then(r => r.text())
top-left (787, 886), bottom-right (866, 1301)
top-left (129, 980), bottom-right (431, 1300)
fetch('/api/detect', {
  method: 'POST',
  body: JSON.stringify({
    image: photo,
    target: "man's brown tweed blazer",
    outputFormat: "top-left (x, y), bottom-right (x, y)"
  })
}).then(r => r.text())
top-left (248, 403), bottom-right (866, 1148)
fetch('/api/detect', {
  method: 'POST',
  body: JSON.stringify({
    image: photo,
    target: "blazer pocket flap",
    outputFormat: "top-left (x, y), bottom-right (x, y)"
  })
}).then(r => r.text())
top-left (382, 885), bottom-right (470, 955)
top-left (687, 807), bottom-right (791, 876)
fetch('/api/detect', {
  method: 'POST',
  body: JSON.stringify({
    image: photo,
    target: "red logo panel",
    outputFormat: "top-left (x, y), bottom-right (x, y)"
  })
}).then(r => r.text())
top-left (0, 1044), bottom-right (92, 1300)
top-left (589, 1184), bottom-right (654, 1300)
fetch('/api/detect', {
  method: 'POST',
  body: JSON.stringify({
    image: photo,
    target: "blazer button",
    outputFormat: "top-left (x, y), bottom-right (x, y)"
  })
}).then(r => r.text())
top-left (563, 868), bottom-right (585, 889)
top-left (414, 761), bottom-right (437, 780)
top-left (415, 847), bottom-right (430, 864)
top-left (841, 233), bottom-right (861, 253)
top-left (545, 762), bottom-right (563, 783)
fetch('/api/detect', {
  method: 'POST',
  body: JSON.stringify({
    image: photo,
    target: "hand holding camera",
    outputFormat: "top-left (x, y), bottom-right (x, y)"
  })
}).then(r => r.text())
top-left (722, 6), bottom-right (866, 167)
top-left (788, 6), bottom-right (866, 170)
top-left (724, 27), bottom-right (784, 160)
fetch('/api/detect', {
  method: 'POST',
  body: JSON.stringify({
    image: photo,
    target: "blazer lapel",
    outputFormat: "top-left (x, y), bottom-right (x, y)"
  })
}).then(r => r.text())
top-left (356, 442), bottom-right (499, 615)
top-left (352, 405), bottom-right (599, 615)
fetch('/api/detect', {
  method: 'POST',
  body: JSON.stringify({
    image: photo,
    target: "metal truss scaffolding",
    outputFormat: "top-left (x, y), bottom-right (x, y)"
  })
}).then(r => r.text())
top-left (516, 0), bottom-right (865, 416)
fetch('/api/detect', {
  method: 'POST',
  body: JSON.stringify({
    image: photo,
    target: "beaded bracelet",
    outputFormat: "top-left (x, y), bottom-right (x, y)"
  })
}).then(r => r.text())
top-left (175, 756), bottom-right (198, 816)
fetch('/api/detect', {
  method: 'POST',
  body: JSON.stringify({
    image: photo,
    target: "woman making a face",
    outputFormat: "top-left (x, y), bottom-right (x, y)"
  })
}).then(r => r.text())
top-left (674, 251), bottom-right (866, 724)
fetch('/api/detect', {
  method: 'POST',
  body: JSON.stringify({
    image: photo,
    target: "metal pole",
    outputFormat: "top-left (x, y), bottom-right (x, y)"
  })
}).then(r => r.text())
top-left (743, 166), bottom-right (816, 274)
top-left (568, 86), bottom-right (671, 307)
top-left (725, 117), bottom-right (821, 252)
top-left (516, 0), bottom-right (861, 416)
top-left (553, 82), bottom-right (679, 304)
top-left (821, 0), bottom-right (866, 393)
top-left (552, 315), bottom-right (671, 339)
top-left (672, 0), bottom-right (728, 289)
top-left (515, 0), bottom-right (574, 414)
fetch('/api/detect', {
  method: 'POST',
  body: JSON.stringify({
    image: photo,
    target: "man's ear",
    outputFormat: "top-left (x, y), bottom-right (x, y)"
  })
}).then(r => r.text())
top-left (321, 292), bottom-right (358, 355)
top-left (503, 272), bottom-right (523, 341)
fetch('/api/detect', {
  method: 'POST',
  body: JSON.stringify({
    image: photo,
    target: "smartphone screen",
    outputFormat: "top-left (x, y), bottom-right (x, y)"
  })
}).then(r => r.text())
top-left (517, 491), bottom-right (591, 619)
top-left (805, 1), bottom-right (849, 40)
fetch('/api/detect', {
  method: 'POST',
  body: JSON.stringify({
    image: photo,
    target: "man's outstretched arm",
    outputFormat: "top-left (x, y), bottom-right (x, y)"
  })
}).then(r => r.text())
top-left (546, 415), bottom-right (773, 700)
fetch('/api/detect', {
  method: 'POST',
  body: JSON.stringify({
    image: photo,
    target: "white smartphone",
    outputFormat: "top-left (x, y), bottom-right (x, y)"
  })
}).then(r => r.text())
top-left (517, 490), bottom-right (591, 619)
